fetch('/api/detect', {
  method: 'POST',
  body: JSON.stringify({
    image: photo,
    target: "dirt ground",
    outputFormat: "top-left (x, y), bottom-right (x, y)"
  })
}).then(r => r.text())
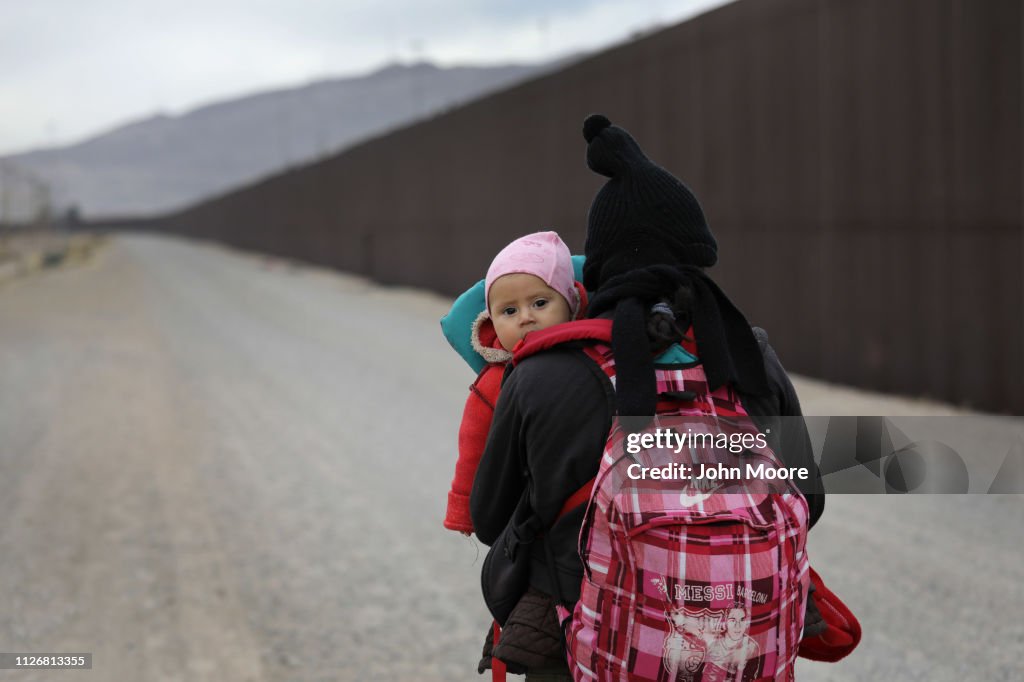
top-left (0, 233), bottom-right (1020, 681)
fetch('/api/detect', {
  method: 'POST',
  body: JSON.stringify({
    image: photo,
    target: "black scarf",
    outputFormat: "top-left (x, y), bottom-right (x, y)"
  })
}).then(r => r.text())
top-left (588, 264), bottom-right (770, 420)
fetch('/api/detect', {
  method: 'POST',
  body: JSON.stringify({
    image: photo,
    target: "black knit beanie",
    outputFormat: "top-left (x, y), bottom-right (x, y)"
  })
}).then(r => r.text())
top-left (580, 114), bottom-right (769, 422)
top-left (582, 114), bottom-right (717, 292)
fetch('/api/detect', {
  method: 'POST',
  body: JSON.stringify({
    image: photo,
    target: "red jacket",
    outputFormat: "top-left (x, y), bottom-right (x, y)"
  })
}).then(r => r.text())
top-left (443, 312), bottom-right (511, 533)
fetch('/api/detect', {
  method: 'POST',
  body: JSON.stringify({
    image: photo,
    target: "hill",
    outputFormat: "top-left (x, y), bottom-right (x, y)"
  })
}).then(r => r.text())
top-left (2, 61), bottom-right (553, 218)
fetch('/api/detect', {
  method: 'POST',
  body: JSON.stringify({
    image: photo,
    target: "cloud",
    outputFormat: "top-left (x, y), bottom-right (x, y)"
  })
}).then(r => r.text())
top-left (0, 0), bottom-right (731, 155)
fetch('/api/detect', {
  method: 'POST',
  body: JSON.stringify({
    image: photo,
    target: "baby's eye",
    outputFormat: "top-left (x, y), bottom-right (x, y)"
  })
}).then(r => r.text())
top-left (533, 299), bottom-right (549, 309)
top-left (502, 306), bottom-right (517, 316)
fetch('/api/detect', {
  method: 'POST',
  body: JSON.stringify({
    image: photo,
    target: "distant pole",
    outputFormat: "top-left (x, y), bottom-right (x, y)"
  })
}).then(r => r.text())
top-left (29, 176), bottom-right (52, 231)
top-left (0, 162), bottom-right (9, 228)
top-left (40, 182), bottom-right (52, 232)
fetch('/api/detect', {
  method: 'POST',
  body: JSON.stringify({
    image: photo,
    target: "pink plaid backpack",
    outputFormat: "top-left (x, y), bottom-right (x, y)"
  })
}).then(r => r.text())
top-left (559, 341), bottom-right (811, 682)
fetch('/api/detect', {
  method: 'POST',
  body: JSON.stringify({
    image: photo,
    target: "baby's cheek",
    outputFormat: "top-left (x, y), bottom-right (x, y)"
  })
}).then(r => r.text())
top-left (547, 308), bottom-right (574, 327)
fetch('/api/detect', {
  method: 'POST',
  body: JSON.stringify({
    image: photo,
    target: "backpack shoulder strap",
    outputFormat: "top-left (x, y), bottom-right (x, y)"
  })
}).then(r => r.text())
top-left (557, 478), bottom-right (595, 519)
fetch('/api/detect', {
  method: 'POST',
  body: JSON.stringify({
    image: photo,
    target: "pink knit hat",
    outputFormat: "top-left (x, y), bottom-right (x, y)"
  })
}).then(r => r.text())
top-left (485, 231), bottom-right (579, 315)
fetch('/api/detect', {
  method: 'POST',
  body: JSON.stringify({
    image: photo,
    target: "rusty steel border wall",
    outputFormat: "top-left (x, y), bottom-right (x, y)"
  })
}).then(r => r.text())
top-left (142, 0), bottom-right (1022, 413)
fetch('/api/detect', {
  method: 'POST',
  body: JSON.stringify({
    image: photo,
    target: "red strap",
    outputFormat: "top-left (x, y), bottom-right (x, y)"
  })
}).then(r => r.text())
top-left (491, 621), bottom-right (507, 681)
top-left (514, 320), bottom-right (699, 367)
top-left (512, 319), bottom-right (613, 365)
top-left (557, 478), bottom-right (595, 519)
top-left (679, 325), bottom-right (697, 355)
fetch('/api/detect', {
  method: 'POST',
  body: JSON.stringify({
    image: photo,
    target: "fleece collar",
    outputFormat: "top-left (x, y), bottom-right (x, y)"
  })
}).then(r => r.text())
top-left (470, 310), bottom-right (513, 365)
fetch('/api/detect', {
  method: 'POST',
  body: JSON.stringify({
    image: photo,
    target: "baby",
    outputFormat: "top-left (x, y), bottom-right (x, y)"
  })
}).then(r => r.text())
top-left (443, 231), bottom-right (585, 533)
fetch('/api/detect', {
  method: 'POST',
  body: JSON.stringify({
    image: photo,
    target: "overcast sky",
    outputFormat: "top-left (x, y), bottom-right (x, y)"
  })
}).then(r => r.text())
top-left (0, 0), bottom-right (733, 156)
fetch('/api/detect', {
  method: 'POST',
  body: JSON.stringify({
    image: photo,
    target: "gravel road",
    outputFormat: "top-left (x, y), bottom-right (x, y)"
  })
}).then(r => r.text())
top-left (0, 233), bottom-right (1020, 681)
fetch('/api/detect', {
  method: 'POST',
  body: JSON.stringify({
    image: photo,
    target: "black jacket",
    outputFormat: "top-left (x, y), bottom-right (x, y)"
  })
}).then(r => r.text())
top-left (469, 329), bottom-right (825, 604)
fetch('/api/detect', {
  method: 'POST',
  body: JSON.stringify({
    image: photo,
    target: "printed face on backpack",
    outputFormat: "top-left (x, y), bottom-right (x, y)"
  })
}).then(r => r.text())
top-left (488, 273), bottom-right (571, 351)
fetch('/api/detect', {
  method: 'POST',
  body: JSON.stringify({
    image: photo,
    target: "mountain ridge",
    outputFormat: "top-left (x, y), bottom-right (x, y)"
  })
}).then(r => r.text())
top-left (2, 60), bottom-right (558, 218)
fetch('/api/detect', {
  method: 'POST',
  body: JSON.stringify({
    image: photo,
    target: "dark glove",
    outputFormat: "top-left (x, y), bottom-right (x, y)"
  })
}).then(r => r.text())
top-left (478, 621), bottom-right (527, 675)
top-left (802, 582), bottom-right (827, 637)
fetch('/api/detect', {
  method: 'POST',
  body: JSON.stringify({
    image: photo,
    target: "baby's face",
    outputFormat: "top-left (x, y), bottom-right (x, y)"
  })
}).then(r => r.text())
top-left (488, 273), bottom-right (572, 351)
